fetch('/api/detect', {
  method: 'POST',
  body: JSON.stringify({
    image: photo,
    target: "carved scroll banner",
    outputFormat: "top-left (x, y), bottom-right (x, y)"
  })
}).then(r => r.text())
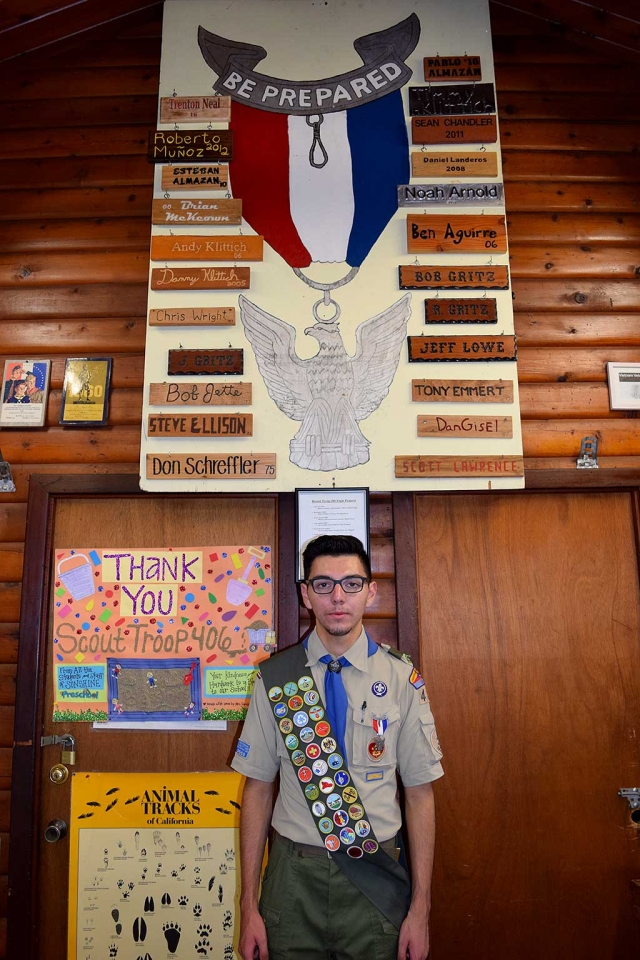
top-left (141, 0), bottom-right (521, 492)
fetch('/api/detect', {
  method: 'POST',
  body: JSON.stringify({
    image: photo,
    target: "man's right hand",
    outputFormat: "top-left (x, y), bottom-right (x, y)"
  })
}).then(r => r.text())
top-left (239, 907), bottom-right (269, 960)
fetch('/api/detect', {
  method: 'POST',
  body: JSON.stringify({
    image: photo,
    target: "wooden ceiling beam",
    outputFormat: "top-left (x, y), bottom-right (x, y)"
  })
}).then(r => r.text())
top-left (490, 0), bottom-right (640, 56)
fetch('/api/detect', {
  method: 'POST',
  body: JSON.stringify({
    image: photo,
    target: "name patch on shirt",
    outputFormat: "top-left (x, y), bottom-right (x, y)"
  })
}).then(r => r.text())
top-left (236, 739), bottom-right (251, 758)
top-left (365, 770), bottom-right (384, 782)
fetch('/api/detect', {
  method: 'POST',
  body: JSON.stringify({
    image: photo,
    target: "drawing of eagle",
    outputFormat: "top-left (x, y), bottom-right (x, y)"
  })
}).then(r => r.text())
top-left (239, 293), bottom-right (411, 471)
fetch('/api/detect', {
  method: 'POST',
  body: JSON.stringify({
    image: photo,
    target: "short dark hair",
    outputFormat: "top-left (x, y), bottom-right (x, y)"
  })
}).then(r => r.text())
top-left (302, 535), bottom-right (371, 581)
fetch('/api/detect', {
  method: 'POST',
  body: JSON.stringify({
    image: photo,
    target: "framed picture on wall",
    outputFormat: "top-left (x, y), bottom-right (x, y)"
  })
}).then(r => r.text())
top-left (59, 358), bottom-right (112, 426)
top-left (607, 362), bottom-right (640, 410)
top-left (295, 487), bottom-right (370, 582)
top-left (0, 358), bottom-right (51, 428)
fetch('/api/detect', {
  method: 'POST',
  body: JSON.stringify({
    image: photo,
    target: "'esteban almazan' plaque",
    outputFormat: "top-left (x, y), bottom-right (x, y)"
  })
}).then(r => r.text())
top-left (161, 164), bottom-right (229, 190)
top-left (407, 214), bottom-right (506, 254)
top-left (417, 414), bottom-right (512, 437)
top-left (412, 379), bottom-right (513, 402)
top-left (151, 199), bottom-right (242, 225)
top-left (146, 453), bottom-right (276, 479)
top-left (411, 152), bottom-right (498, 178)
top-left (147, 130), bottom-right (233, 163)
top-left (408, 335), bottom-right (516, 362)
top-left (149, 382), bottom-right (252, 405)
top-left (167, 349), bottom-right (244, 375)
top-left (395, 455), bottom-right (524, 478)
top-left (398, 183), bottom-right (503, 206)
top-left (425, 298), bottom-right (497, 323)
top-left (148, 414), bottom-right (253, 436)
top-left (151, 267), bottom-right (250, 290)
top-left (148, 307), bottom-right (235, 326)
top-left (399, 265), bottom-right (509, 290)
top-left (151, 235), bottom-right (263, 262)
top-left (412, 115), bottom-right (497, 145)
top-left (423, 55), bottom-right (481, 81)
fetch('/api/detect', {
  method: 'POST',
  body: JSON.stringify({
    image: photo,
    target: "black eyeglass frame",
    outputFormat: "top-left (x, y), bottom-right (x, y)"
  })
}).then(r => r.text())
top-left (305, 575), bottom-right (369, 595)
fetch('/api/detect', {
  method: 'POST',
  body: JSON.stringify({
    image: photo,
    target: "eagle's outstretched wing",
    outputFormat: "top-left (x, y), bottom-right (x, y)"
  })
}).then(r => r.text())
top-left (350, 293), bottom-right (412, 420)
top-left (239, 295), bottom-right (313, 421)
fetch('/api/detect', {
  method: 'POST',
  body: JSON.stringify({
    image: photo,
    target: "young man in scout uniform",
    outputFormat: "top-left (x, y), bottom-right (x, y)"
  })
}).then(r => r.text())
top-left (232, 535), bottom-right (444, 960)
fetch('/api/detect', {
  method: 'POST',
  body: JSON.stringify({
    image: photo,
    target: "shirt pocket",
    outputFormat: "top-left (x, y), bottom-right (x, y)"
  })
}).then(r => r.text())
top-left (350, 706), bottom-right (401, 769)
top-left (419, 713), bottom-right (443, 764)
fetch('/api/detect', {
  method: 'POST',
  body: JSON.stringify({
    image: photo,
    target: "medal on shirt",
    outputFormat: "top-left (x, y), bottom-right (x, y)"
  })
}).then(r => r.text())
top-left (368, 716), bottom-right (387, 761)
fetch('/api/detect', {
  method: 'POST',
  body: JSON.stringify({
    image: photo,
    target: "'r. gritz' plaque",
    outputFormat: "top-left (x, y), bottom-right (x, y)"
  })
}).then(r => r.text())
top-left (151, 267), bottom-right (250, 290)
top-left (395, 455), bottom-right (524, 478)
top-left (400, 265), bottom-right (509, 290)
top-left (151, 199), bottom-right (242, 225)
top-left (168, 349), bottom-right (244, 375)
top-left (407, 215), bottom-right (506, 254)
top-left (425, 298), bottom-right (497, 323)
top-left (146, 453), bottom-right (276, 479)
top-left (161, 164), bottom-right (229, 190)
top-left (148, 129), bottom-right (233, 162)
top-left (411, 152), bottom-right (498, 178)
top-left (151, 235), bottom-right (263, 261)
top-left (412, 115), bottom-right (497, 144)
top-left (408, 335), bottom-right (516, 362)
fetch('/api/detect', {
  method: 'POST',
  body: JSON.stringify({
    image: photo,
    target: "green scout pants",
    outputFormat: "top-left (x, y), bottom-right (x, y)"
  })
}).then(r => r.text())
top-left (259, 833), bottom-right (400, 960)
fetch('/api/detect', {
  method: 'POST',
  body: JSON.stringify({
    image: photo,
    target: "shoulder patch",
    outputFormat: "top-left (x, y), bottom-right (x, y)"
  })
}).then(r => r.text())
top-left (409, 667), bottom-right (425, 690)
top-left (383, 644), bottom-right (413, 665)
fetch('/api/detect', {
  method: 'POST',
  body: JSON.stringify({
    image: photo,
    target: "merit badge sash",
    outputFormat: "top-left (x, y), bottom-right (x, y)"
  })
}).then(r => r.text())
top-left (260, 642), bottom-right (411, 930)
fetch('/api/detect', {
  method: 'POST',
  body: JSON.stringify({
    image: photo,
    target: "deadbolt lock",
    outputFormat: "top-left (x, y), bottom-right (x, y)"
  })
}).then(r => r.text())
top-left (49, 763), bottom-right (69, 784)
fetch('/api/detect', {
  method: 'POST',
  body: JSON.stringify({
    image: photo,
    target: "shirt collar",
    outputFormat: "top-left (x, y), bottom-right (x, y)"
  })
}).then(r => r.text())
top-left (304, 628), bottom-right (376, 673)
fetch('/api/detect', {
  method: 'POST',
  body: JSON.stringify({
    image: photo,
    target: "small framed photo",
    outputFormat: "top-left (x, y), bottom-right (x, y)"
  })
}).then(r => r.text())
top-left (295, 487), bottom-right (370, 582)
top-left (0, 358), bottom-right (51, 428)
top-left (607, 362), bottom-right (640, 410)
top-left (59, 358), bottom-right (112, 426)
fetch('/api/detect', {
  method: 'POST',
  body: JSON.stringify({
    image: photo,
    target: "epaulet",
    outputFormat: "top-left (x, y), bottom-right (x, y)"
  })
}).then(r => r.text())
top-left (380, 643), bottom-right (413, 665)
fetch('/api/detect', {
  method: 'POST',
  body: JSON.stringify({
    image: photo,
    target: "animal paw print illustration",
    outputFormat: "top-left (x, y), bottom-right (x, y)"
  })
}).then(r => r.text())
top-left (224, 945), bottom-right (234, 959)
top-left (143, 895), bottom-right (155, 914)
top-left (178, 895), bottom-right (189, 907)
top-left (192, 903), bottom-right (202, 918)
top-left (225, 849), bottom-right (235, 863)
top-left (222, 911), bottom-right (233, 932)
top-left (132, 917), bottom-right (147, 943)
top-left (197, 924), bottom-right (212, 943)
top-left (218, 884), bottom-right (224, 904)
top-left (171, 870), bottom-right (178, 878)
top-left (163, 922), bottom-right (181, 955)
top-left (195, 942), bottom-right (209, 957)
top-left (161, 892), bottom-right (172, 906)
top-left (109, 947), bottom-right (118, 958)
top-left (179, 864), bottom-right (186, 872)
top-left (219, 862), bottom-right (228, 875)
top-left (111, 907), bottom-right (122, 936)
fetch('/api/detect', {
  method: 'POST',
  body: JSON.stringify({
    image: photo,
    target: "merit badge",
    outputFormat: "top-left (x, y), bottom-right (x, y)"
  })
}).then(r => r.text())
top-left (326, 793), bottom-right (342, 810)
top-left (312, 801), bottom-right (326, 817)
top-left (367, 738), bottom-right (386, 762)
top-left (312, 759), bottom-right (328, 777)
top-left (285, 734), bottom-right (299, 750)
top-left (347, 846), bottom-right (363, 859)
top-left (288, 695), bottom-right (303, 710)
top-left (274, 703), bottom-right (287, 718)
top-left (268, 686), bottom-right (283, 702)
top-left (342, 786), bottom-right (358, 804)
top-left (293, 711), bottom-right (309, 727)
top-left (321, 736), bottom-right (337, 754)
top-left (309, 706), bottom-right (325, 721)
top-left (299, 726), bottom-right (315, 743)
top-left (291, 750), bottom-right (306, 766)
top-left (304, 690), bottom-right (320, 706)
top-left (334, 771), bottom-right (350, 787)
top-left (362, 839), bottom-right (379, 854)
top-left (355, 820), bottom-right (370, 838)
top-left (306, 743), bottom-right (321, 760)
top-left (340, 827), bottom-right (355, 845)
top-left (328, 753), bottom-right (343, 770)
top-left (284, 681), bottom-right (298, 696)
top-left (325, 835), bottom-right (340, 852)
top-left (371, 680), bottom-right (387, 697)
top-left (409, 668), bottom-right (425, 690)
top-left (305, 784), bottom-right (320, 801)
top-left (298, 766), bottom-right (312, 782)
top-left (348, 803), bottom-right (364, 821)
top-left (372, 716), bottom-right (387, 750)
top-left (279, 719), bottom-right (293, 734)
top-left (333, 810), bottom-right (349, 827)
top-left (319, 777), bottom-right (335, 794)
top-left (315, 721), bottom-right (330, 738)
top-left (298, 676), bottom-right (313, 691)
top-left (318, 817), bottom-right (333, 834)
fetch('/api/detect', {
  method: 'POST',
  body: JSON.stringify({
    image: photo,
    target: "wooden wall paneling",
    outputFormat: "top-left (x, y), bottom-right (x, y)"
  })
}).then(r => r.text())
top-left (501, 151), bottom-right (640, 181)
top-left (0, 157), bottom-right (152, 192)
top-left (0, 217), bottom-right (151, 253)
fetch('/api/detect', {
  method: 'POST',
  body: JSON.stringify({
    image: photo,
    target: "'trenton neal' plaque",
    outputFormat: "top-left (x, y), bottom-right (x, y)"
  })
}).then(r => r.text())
top-left (412, 115), bottom-right (497, 144)
top-left (399, 265), bottom-right (509, 290)
top-left (398, 183), bottom-right (503, 206)
top-left (151, 235), bottom-right (263, 261)
top-left (151, 199), bottom-right (242, 225)
top-left (159, 95), bottom-right (231, 122)
top-left (417, 414), bottom-right (512, 437)
top-left (148, 129), bottom-right (233, 162)
top-left (408, 335), bottom-right (516, 362)
top-left (395, 455), bottom-right (524, 478)
top-left (146, 453), bottom-right (276, 479)
top-left (168, 349), bottom-right (244, 375)
top-left (161, 164), bottom-right (229, 190)
top-left (149, 382), bottom-right (252, 405)
top-left (423, 55), bottom-right (482, 81)
top-left (412, 379), bottom-right (514, 403)
top-left (150, 267), bottom-right (250, 290)
top-left (424, 298), bottom-right (497, 323)
top-left (409, 83), bottom-right (496, 116)
top-left (407, 214), bottom-right (506, 254)
top-left (148, 414), bottom-right (253, 436)
top-left (148, 307), bottom-right (236, 326)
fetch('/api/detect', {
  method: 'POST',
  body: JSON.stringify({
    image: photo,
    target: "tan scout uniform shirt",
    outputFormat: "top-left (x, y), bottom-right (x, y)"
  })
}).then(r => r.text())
top-left (231, 629), bottom-right (444, 845)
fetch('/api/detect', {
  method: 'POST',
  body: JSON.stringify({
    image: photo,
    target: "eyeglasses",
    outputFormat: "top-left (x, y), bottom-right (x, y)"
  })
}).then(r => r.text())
top-left (307, 576), bottom-right (368, 595)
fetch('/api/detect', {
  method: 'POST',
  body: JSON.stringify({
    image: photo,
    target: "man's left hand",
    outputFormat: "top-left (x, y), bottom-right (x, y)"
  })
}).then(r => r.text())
top-left (397, 908), bottom-right (430, 960)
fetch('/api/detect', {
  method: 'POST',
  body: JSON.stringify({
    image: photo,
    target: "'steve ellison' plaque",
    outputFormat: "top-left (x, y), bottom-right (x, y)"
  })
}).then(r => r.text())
top-left (398, 183), bottom-right (503, 206)
top-left (150, 267), bottom-right (250, 290)
top-left (399, 265), bottom-right (509, 290)
top-left (147, 130), bottom-right (233, 162)
top-left (159, 95), bottom-right (231, 122)
top-left (424, 55), bottom-right (482, 81)
top-left (412, 379), bottom-right (514, 402)
top-left (425, 298), bottom-right (497, 324)
top-left (408, 335), bottom-right (516, 362)
top-left (168, 349), bottom-right (244, 375)
top-left (161, 164), bottom-right (229, 190)
top-left (149, 382), bottom-right (252, 405)
top-left (412, 115), bottom-right (497, 144)
top-left (418, 415), bottom-right (512, 437)
top-left (146, 453), bottom-right (276, 479)
top-left (148, 414), bottom-right (253, 436)
top-left (411, 152), bottom-right (498, 178)
top-left (409, 83), bottom-right (496, 116)
top-left (395, 455), bottom-right (524, 478)
top-left (407, 215), bottom-right (506, 254)
top-left (151, 235), bottom-right (263, 262)
top-left (148, 307), bottom-right (235, 326)
top-left (151, 199), bottom-right (242, 225)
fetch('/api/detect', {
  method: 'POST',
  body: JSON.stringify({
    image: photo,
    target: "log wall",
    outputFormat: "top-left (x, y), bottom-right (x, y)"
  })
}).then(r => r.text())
top-left (0, 4), bottom-right (638, 953)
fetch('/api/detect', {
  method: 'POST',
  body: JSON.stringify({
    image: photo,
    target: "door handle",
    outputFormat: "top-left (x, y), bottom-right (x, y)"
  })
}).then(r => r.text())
top-left (44, 819), bottom-right (68, 843)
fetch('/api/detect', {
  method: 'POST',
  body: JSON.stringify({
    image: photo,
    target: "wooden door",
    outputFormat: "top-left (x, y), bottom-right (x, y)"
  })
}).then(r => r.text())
top-left (10, 490), bottom-right (281, 959)
top-left (415, 491), bottom-right (640, 958)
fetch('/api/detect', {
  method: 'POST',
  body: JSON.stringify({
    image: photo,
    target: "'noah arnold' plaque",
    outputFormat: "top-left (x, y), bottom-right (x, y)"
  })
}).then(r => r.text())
top-left (151, 235), bottom-right (263, 261)
top-left (407, 215), bottom-right (506, 254)
top-left (151, 267), bottom-right (250, 290)
top-left (151, 199), bottom-right (242, 225)
top-left (424, 298), bottom-right (497, 323)
top-left (168, 349), bottom-right (244, 375)
top-left (400, 265), bottom-right (509, 290)
top-left (146, 453), bottom-right (276, 479)
top-left (408, 335), bottom-right (516, 362)
top-left (148, 129), bottom-right (233, 162)
top-left (412, 115), bottom-right (497, 144)
top-left (398, 183), bottom-right (503, 206)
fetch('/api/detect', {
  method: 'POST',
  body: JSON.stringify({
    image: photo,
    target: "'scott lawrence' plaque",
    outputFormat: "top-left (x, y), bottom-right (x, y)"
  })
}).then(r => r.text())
top-left (149, 382), bottom-right (252, 405)
top-left (161, 164), bottom-right (229, 190)
top-left (398, 183), bottom-right (503, 206)
top-left (168, 349), bottom-right (244, 375)
top-left (408, 335), bottom-right (516, 362)
top-left (407, 215), bottom-right (506, 254)
top-left (395, 455), bottom-right (524, 478)
top-left (411, 152), bottom-right (498, 178)
top-left (148, 307), bottom-right (236, 326)
top-left (159, 95), bottom-right (231, 122)
top-left (399, 265), bottom-right (509, 290)
top-left (412, 379), bottom-right (514, 402)
top-left (417, 414), bottom-right (512, 437)
top-left (148, 130), bottom-right (233, 162)
top-left (409, 83), bottom-right (496, 116)
top-left (412, 115), bottom-right (497, 144)
top-left (151, 267), bottom-right (250, 290)
top-left (151, 235), bottom-right (263, 261)
top-left (146, 453), bottom-right (276, 479)
top-left (148, 413), bottom-right (253, 436)
top-left (151, 199), bottom-right (242, 225)
top-left (424, 55), bottom-right (481, 81)
top-left (425, 298), bottom-right (497, 324)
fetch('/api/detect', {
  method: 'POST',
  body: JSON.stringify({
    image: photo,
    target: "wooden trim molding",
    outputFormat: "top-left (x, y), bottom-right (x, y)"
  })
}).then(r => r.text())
top-left (391, 493), bottom-right (420, 667)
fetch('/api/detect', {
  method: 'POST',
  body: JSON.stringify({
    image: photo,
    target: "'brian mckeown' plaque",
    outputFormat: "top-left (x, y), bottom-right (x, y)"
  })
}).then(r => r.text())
top-left (146, 453), bottom-right (276, 479)
top-left (412, 379), bottom-right (514, 403)
top-left (151, 199), bottom-right (242, 225)
top-left (151, 267), bottom-right (250, 290)
top-left (423, 55), bottom-right (482, 81)
top-left (424, 298), bottom-right (497, 324)
top-left (151, 235), bottom-right (263, 261)
top-left (399, 265), bottom-right (509, 290)
top-left (398, 183), bottom-right (503, 206)
top-left (408, 335), bottom-right (516, 362)
top-left (147, 129), bottom-right (233, 162)
top-left (168, 349), bottom-right (244, 375)
top-left (412, 115), bottom-right (497, 144)
top-left (411, 152), bottom-right (499, 178)
top-left (395, 455), bottom-right (524, 478)
top-left (407, 215), bottom-right (506, 254)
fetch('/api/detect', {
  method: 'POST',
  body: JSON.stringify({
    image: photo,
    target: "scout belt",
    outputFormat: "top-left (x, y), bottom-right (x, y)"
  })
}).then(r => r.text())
top-left (260, 642), bottom-right (411, 930)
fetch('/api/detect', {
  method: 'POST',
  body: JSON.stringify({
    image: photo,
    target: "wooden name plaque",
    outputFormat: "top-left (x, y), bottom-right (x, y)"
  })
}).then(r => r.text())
top-left (399, 183), bottom-right (503, 206)
top-left (425, 298), bottom-right (497, 324)
top-left (151, 235), bottom-right (263, 262)
top-left (408, 335), bottom-right (516, 362)
top-left (148, 130), bottom-right (233, 163)
top-left (409, 84), bottom-right (496, 117)
top-left (150, 267), bottom-right (250, 290)
top-left (148, 307), bottom-right (236, 326)
top-left (411, 151), bottom-right (498, 178)
top-left (146, 453), bottom-right (276, 479)
top-left (412, 115), bottom-right (497, 145)
top-left (407, 215), bottom-right (506, 254)
top-left (395, 455), bottom-right (524, 478)
top-left (151, 199), bottom-right (242, 225)
top-left (148, 414), bottom-right (253, 436)
top-left (417, 415), bottom-right (512, 437)
top-left (412, 380), bottom-right (513, 403)
top-left (149, 382), bottom-right (252, 405)
top-left (161, 164), bottom-right (229, 190)
top-left (399, 265), bottom-right (509, 290)
top-left (424, 55), bottom-right (482, 82)
top-left (168, 349), bottom-right (244, 375)
top-left (159, 95), bottom-right (231, 123)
